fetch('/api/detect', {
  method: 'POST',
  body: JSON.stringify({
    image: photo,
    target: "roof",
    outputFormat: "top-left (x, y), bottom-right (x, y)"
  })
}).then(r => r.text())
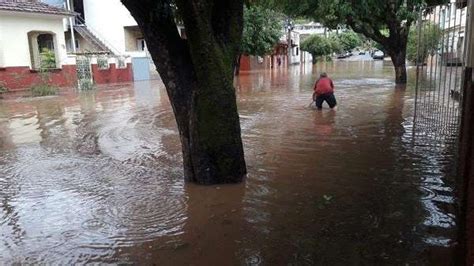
top-left (0, 0), bottom-right (75, 17)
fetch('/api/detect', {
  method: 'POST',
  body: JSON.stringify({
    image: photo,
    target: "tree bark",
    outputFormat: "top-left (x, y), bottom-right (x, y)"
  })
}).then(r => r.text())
top-left (235, 54), bottom-right (242, 76)
top-left (122, 0), bottom-right (247, 184)
top-left (346, 9), bottom-right (410, 85)
top-left (388, 49), bottom-right (408, 85)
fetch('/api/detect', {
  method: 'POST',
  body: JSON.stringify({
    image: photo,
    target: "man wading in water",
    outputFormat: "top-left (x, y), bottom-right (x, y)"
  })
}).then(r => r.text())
top-left (312, 72), bottom-right (337, 110)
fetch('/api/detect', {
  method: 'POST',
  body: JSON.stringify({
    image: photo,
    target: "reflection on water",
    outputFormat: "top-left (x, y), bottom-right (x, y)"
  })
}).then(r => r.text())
top-left (0, 61), bottom-right (457, 264)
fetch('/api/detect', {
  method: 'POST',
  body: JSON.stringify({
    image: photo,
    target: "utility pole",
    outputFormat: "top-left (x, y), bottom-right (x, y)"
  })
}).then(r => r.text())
top-left (286, 18), bottom-right (294, 67)
top-left (66, 0), bottom-right (76, 53)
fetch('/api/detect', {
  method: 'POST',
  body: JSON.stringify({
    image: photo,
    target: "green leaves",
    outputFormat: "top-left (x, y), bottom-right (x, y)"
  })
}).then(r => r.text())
top-left (334, 31), bottom-right (362, 51)
top-left (407, 21), bottom-right (442, 63)
top-left (300, 34), bottom-right (334, 62)
top-left (242, 5), bottom-right (283, 56)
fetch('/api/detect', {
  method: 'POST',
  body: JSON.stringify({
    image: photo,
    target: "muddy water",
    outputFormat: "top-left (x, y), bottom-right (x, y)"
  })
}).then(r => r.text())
top-left (0, 60), bottom-right (457, 264)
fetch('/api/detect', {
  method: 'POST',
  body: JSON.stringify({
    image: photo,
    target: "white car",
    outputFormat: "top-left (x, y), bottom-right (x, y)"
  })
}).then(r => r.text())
top-left (372, 50), bottom-right (385, 60)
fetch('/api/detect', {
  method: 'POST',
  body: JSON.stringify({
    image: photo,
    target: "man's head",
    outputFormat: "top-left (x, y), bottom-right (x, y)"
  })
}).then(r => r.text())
top-left (320, 72), bottom-right (328, 78)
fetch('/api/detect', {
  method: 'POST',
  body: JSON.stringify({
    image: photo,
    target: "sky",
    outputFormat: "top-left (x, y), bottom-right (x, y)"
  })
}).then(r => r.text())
top-left (41, 0), bottom-right (65, 7)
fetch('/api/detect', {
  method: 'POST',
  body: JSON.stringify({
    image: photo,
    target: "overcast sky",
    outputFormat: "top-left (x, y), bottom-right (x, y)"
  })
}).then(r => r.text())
top-left (41, 0), bottom-right (65, 7)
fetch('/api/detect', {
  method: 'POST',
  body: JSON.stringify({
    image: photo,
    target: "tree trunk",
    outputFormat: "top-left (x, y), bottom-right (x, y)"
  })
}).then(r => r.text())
top-left (235, 54), bottom-right (242, 76)
top-left (311, 54), bottom-right (317, 64)
top-left (122, 0), bottom-right (247, 185)
top-left (388, 49), bottom-right (408, 85)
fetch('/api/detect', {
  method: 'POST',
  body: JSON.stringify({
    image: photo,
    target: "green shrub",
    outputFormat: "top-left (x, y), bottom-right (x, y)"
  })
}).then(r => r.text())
top-left (0, 83), bottom-right (7, 94)
top-left (30, 84), bottom-right (57, 97)
top-left (301, 35), bottom-right (334, 63)
top-left (407, 22), bottom-right (442, 64)
top-left (40, 48), bottom-right (57, 69)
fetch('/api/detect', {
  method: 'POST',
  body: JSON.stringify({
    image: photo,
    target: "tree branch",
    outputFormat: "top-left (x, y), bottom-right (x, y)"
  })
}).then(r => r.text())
top-left (346, 16), bottom-right (389, 47)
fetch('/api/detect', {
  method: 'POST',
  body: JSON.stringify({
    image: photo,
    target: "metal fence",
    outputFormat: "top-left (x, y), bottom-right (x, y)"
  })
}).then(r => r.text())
top-left (414, 2), bottom-right (468, 145)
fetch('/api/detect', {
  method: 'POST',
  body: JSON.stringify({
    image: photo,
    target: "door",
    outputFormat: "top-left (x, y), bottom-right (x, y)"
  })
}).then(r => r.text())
top-left (132, 57), bottom-right (151, 81)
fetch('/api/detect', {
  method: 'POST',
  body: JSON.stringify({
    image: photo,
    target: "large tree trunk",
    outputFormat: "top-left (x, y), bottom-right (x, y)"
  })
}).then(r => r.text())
top-left (388, 49), bottom-right (408, 85)
top-left (122, 0), bottom-right (247, 184)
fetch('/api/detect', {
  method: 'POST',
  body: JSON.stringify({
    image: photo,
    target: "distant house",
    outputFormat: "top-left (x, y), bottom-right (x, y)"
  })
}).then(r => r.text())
top-left (45, 0), bottom-right (180, 57)
top-left (0, 0), bottom-right (77, 90)
top-left (426, 0), bottom-right (468, 66)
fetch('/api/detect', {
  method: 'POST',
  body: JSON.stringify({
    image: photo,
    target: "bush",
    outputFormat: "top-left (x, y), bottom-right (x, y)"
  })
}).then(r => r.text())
top-left (301, 35), bottom-right (334, 63)
top-left (40, 48), bottom-right (57, 69)
top-left (0, 83), bottom-right (7, 94)
top-left (336, 31), bottom-right (362, 52)
top-left (407, 22), bottom-right (442, 64)
top-left (30, 84), bottom-right (57, 97)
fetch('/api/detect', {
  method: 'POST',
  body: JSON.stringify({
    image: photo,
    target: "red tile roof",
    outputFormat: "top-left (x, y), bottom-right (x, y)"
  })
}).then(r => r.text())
top-left (0, 0), bottom-right (75, 16)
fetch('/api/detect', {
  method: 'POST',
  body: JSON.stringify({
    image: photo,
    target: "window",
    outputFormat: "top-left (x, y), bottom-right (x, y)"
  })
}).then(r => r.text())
top-left (136, 38), bottom-right (146, 51)
top-left (97, 56), bottom-right (109, 70)
top-left (117, 57), bottom-right (127, 69)
top-left (28, 31), bottom-right (58, 69)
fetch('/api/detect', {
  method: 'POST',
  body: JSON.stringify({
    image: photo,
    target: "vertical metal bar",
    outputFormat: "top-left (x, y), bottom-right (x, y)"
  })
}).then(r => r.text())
top-left (442, 3), bottom-right (454, 135)
top-left (438, 5), bottom-right (446, 136)
top-left (414, 8), bottom-right (424, 136)
top-left (424, 9), bottom-right (435, 136)
top-left (448, 4), bottom-right (459, 133)
top-left (437, 4), bottom-right (449, 136)
top-left (430, 6), bottom-right (440, 133)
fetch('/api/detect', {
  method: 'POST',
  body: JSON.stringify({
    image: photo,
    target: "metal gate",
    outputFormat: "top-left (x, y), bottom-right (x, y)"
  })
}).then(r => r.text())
top-left (76, 55), bottom-right (93, 90)
top-left (413, 2), bottom-right (468, 145)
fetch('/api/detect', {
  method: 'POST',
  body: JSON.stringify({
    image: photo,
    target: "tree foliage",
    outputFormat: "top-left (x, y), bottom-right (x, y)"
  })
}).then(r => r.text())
top-left (242, 5), bottom-right (283, 56)
top-left (328, 35), bottom-right (343, 54)
top-left (257, 0), bottom-right (450, 84)
top-left (334, 30), bottom-right (362, 51)
top-left (300, 35), bottom-right (333, 63)
top-left (407, 22), bottom-right (442, 64)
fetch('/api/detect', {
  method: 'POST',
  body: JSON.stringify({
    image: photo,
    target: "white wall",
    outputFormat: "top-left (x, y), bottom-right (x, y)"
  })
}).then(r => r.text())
top-left (467, 0), bottom-right (474, 68)
top-left (294, 23), bottom-right (327, 36)
top-left (0, 12), bottom-right (69, 68)
top-left (0, 19), bottom-right (3, 67)
top-left (83, 0), bottom-right (137, 54)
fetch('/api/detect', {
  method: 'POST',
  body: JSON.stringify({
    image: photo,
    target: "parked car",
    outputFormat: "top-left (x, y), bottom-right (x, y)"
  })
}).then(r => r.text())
top-left (359, 50), bottom-right (366, 55)
top-left (336, 51), bottom-right (352, 59)
top-left (372, 50), bottom-right (385, 60)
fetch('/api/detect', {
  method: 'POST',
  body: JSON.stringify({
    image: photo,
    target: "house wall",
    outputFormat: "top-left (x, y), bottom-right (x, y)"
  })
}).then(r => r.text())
top-left (83, 0), bottom-right (137, 54)
top-left (65, 31), bottom-right (102, 54)
top-left (124, 26), bottom-right (143, 52)
top-left (0, 11), bottom-right (68, 68)
top-left (0, 65), bottom-right (77, 91)
top-left (0, 20), bottom-right (3, 68)
top-left (91, 63), bottom-right (132, 84)
top-left (290, 31), bottom-right (301, 65)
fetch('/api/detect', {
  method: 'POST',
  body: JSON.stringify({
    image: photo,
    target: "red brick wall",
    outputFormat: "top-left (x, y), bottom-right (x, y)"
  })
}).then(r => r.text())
top-left (91, 63), bottom-right (133, 84)
top-left (240, 55), bottom-right (251, 71)
top-left (0, 65), bottom-right (77, 91)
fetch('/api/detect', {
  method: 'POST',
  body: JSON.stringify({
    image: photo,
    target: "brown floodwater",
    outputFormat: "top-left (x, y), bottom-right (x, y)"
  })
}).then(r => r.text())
top-left (0, 60), bottom-right (458, 264)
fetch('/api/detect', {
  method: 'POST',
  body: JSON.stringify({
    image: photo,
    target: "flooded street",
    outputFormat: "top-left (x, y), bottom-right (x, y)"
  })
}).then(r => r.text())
top-left (0, 60), bottom-right (458, 264)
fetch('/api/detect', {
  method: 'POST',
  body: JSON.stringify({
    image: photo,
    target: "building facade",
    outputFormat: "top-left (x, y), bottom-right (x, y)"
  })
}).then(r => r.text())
top-left (0, 0), bottom-right (77, 90)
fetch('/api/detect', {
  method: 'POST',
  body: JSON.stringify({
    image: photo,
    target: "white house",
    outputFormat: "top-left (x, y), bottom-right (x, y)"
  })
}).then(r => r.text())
top-left (294, 22), bottom-right (327, 40)
top-left (0, 0), bottom-right (80, 90)
top-left (0, 0), bottom-right (73, 70)
top-left (280, 30), bottom-right (301, 65)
